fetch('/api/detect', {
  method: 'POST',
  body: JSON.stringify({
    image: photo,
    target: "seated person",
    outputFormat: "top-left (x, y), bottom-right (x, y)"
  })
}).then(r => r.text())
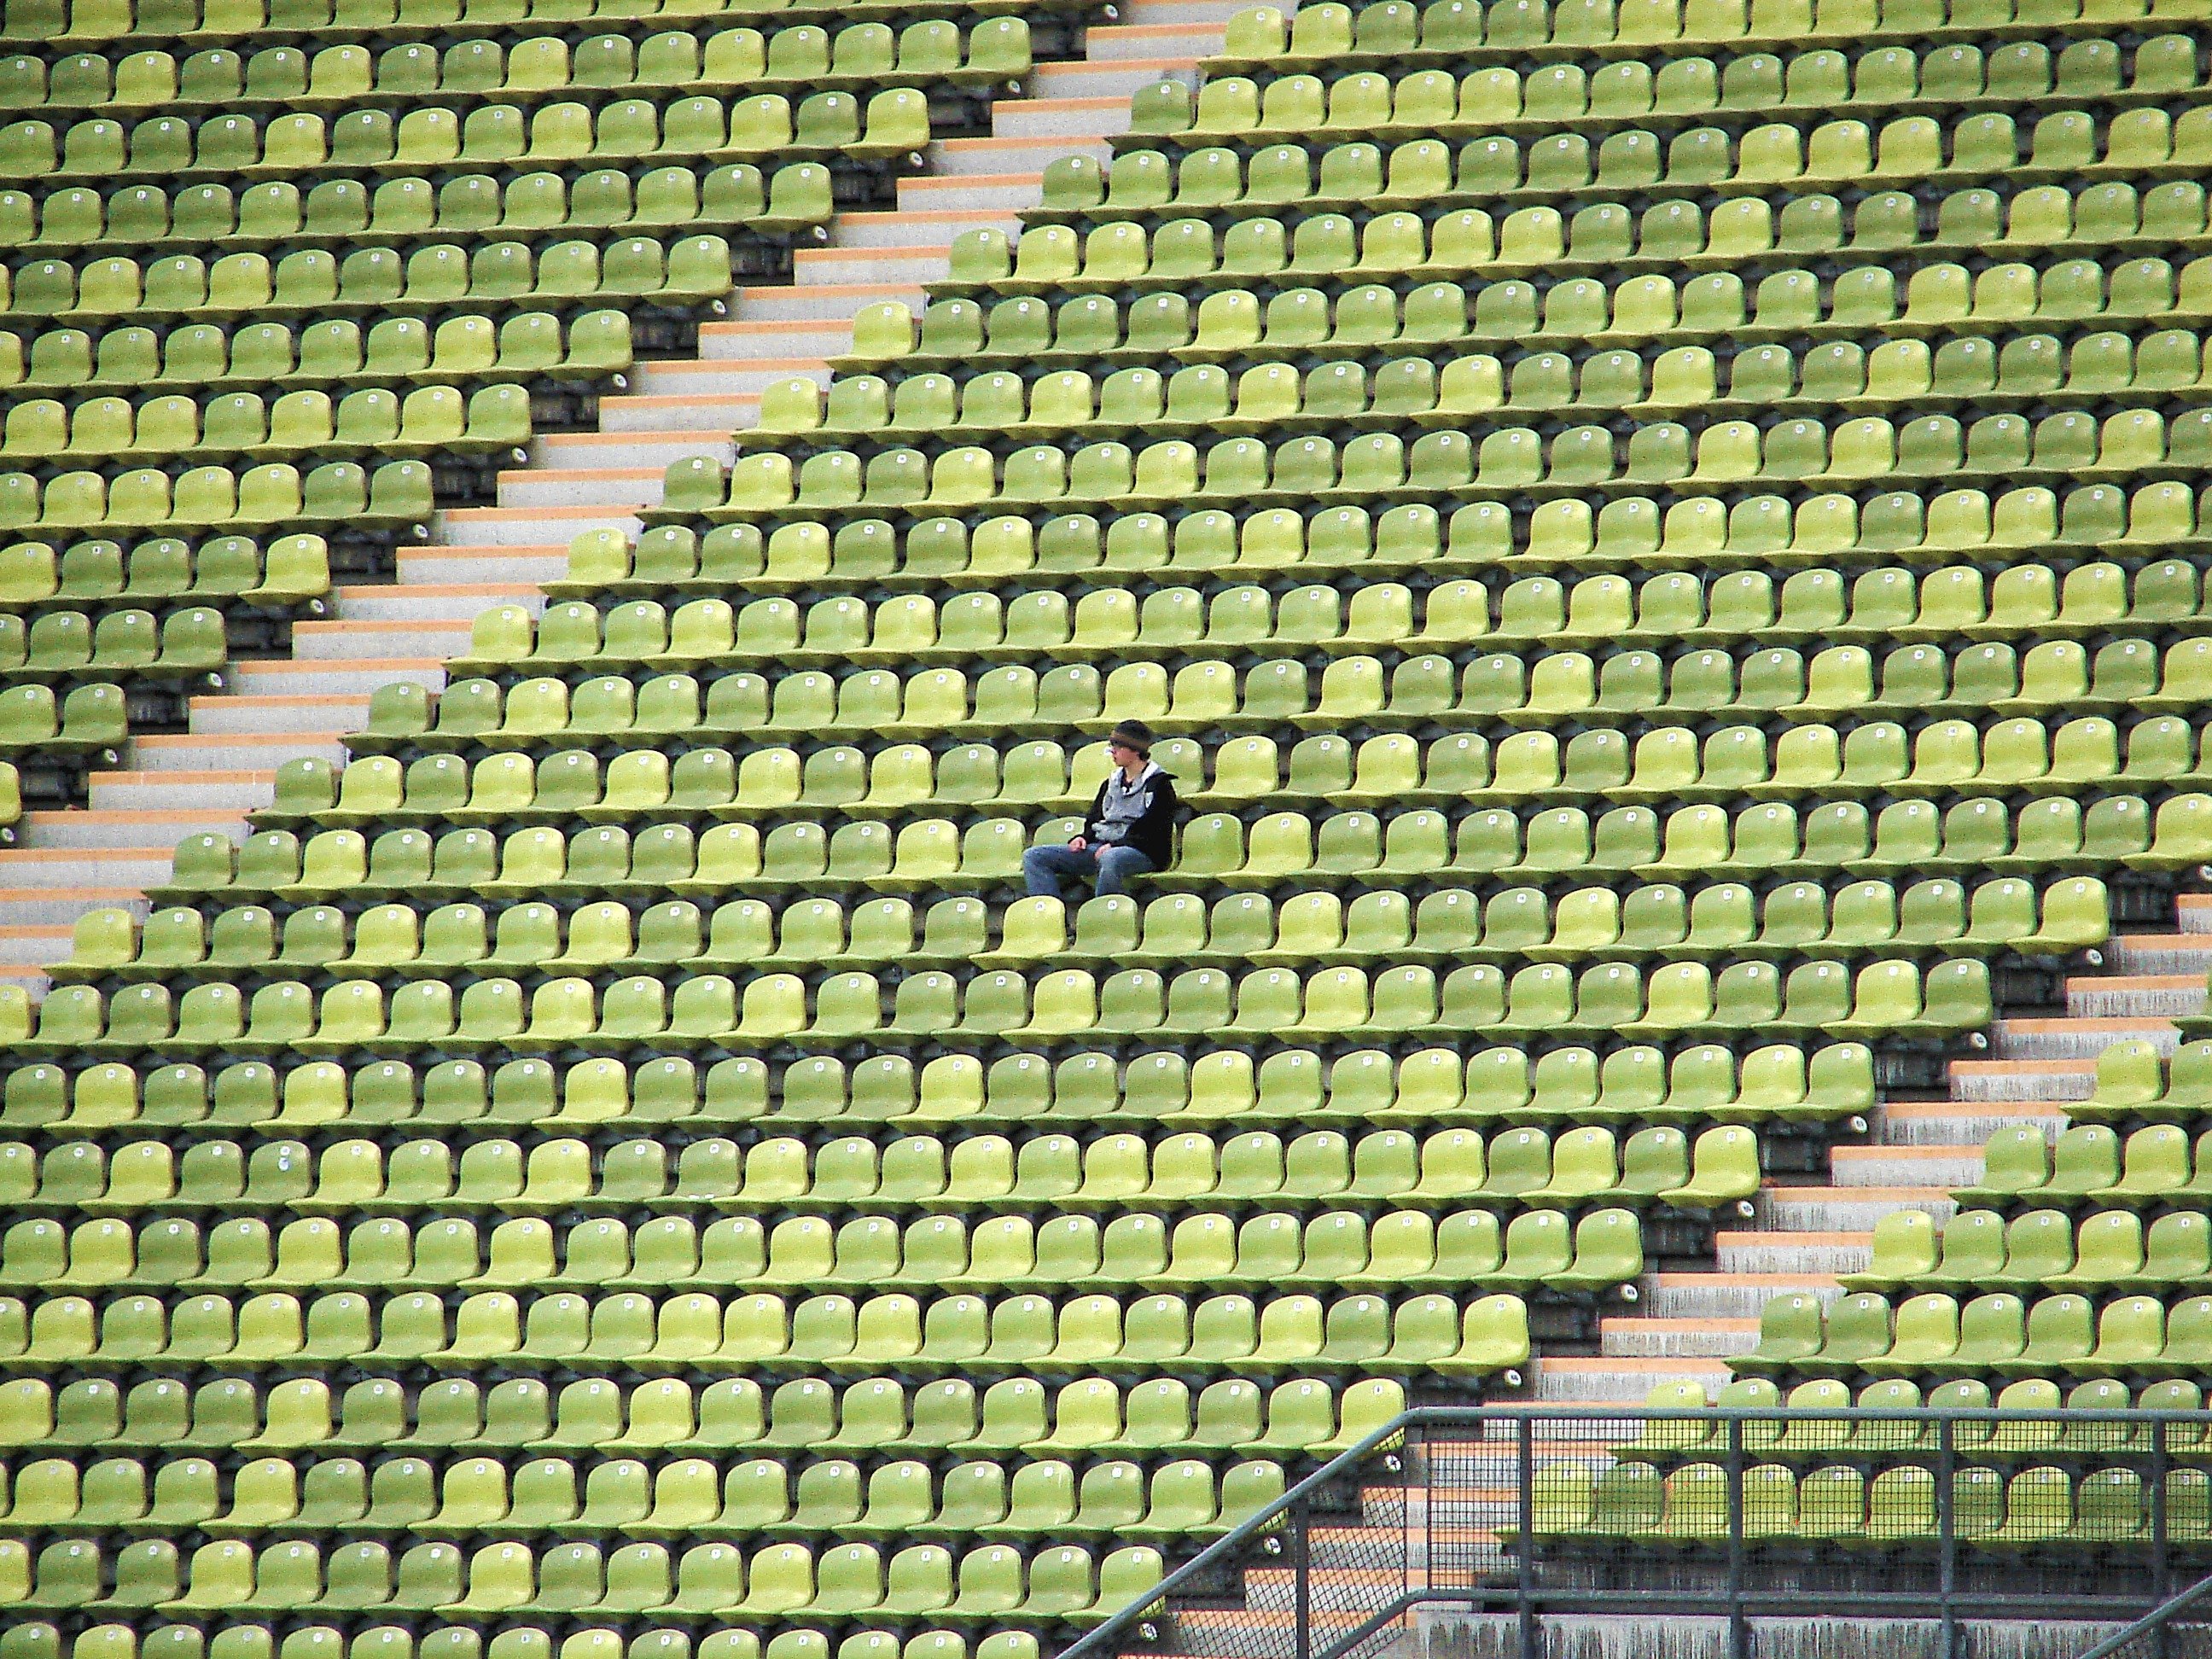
top-left (1020, 720), bottom-right (1179, 899)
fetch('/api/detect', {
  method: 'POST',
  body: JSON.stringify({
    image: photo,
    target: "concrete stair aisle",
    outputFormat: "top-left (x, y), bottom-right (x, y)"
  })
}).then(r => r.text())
top-left (438, 0), bottom-right (1238, 548)
top-left (1140, 905), bottom-right (2212, 1659)
top-left (0, 562), bottom-right (535, 983)
top-left (1530, 896), bottom-right (2212, 1408)
top-left (0, 3), bottom-right (1238, 989)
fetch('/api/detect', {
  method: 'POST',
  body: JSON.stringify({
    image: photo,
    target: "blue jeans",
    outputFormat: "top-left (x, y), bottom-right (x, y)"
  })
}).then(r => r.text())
top-left (1023, 841), bottom-right (1155, 899)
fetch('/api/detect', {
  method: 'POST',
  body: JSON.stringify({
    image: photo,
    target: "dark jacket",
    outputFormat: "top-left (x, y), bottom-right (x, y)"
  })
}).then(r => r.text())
top-left (1084, 765), bottom-right (1179, 869)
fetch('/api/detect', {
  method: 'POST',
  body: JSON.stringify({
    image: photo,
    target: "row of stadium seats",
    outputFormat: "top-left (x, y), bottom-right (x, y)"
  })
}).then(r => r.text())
top-left (1102, 104), bottom-right (2183, 189)
top-left (0, 1451), bottom-right (1280, 1544)
top-left (1631, 1371), bottom-right (2206, 1454)
top-left (859, 254), bottom-right (2206, 368)
top-left (0, 463), bottom-right (434, 534)
top-left (1848, 1208), bottom-right (2212, 1289)
top-left (940, 202), bottom-right (2205, 293)
top-left (0, 1039), bottom-right (1878, 1131)
top-left (449, 613), bottom-right (2212, 706)
top-left (659, 495), bottom-right (2200, 581)
top-left (0, 1266), bottom-right (1548, 1365)
top-left (0, 0), bottom-right (1057, 47)
top-left (331, 645), bottom-right (2212, 738)
top-left (0, 681), bottom-right (126, 754)
top-left (1228, 0), bottom-right (2186, 64)
top-left (0, 1199), bottom-right (1605, 1300)
top-left (0, 1530), bottom-right (1165, 1623)
top-left (1, 167), bottom-right (830, 254)
top-left (0, 605), bottom-right (226, 678)
top-left (1539, 1460), bottom-right (2202, 1545)
top-left (1160, 37), bottom-right (2197, 132)
top-left (601, 484), bottom-right (2197, 574)
top-left (4, 315), bottom-right (629, 399)
top-left (0, 952), bottom-right (1998, 1050)
top-left (0, 18), bottom-right (1031, 110)
top-left (0, 1627), bottom-right (1008, 1659)
top-left (133, 801), bottom-right (2191, 895)
top-left (55, 878), bottom-right (2104, 980)
top-left (0, 387), bottom-right (530, 466)
top-left (770, 331), bottom-right (2212, 439)
top-left (298, 719), bottom-right (2212, 814)
top-left (1740, 1287), bottom-right (2212, 1376)
top-left (0, 1125), bottom-right (1756, 1210)
top-left (0, 87), bottom-right (928, 179)
top-left (459, 566), bottom-right (2212, 670)
top-left (667, 414), bottom-right (2212, 518)
top-left (1955, 1122), bottom-right (2204, 1203)
top-left (0, 536), bottom-right (327, 607)
top-left (2072, 1040), bottom-right (2212, 1124)
top-left (2, 236), bottom-right (736, 322)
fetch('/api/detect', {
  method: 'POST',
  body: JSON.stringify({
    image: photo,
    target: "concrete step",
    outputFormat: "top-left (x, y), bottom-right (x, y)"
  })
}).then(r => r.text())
top-left (695, 318), bottom-right (859, 360)
top-left (1947, 1057), bottom-right (2098, 1103)
top-left (831, 207), bottom-right (1023, 249)
top-left (537, 431), bottom-right (734, 473)
top-left (132, 731), bottom-right (352, 770)
top-left (1598, 1317), bottom-right (1760, 1359)
top-left (183, 695), bottom-right (374, 737)
top-left (992, 93), bottom-right (1133, 140)
top-left (731, 282), bottom-right (927, 323)
top-left (897, 172), bottom-right (1045, 212)
top-left (1717, 1230), bottom-right (1874, 1277)
top-left (2066, 972), bottom-right (2203, 1020)
top-left (1881, 1099), bottom-right (2071, 1144)
top-left (87, 770), bottom-right (276, 812)
top-left (494, 467), bottom-right (659, 511)
top-left (288, 620), bottom-right (474, 662)
top-left (1644, 1272), bottom-right (1841, 1320)
top-left (1118, 0), bottom-right (1253, 20)
top-left (1080, 19), bottom-right (1224, 57)
top-left (334, 584), bottom-right (540, 623)
top-left (229, 659), bottom-right (445, 698)
top-left (0, 889), bottom-right (148, 929)
top-left (1755, 1187), bottom-right (1953, 1236)
top-left (16, 809), bottom-right (245, 852)
top-left (1831, 1145), bottom-right (1983, 1188)
top-left (929, 133), bottom-right (1112, 176)
top-left (436, 504), bottom-right (642, 548)
top-left (636, 358), bottom-right (831, 397)
top-left (1027, 56), bottom-right (1199, 97)
top-left (2109, 934), bottom-right (2212, 975)
top-left (399, 547), bottom-right (571, 588)
top-left (0, 849), bottom-right (175, 889)
top-left (1993, 1016), bottom-right (2178, 1060)
top-left (597, 393), bottom-right (760, 434)
top-left (1534, 1356), bottom-right (1732, 1404)
top-left (790, 246), bottom-right (952, 287)
top-left (0, 924), bottom-right (70, 966)
top-left (2180, 894), bottom-right (2212, 933)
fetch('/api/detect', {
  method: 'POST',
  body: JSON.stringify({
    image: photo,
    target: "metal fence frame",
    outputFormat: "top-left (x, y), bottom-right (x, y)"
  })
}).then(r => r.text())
top-left (1057, 1406), bottom-right (2212, 1659)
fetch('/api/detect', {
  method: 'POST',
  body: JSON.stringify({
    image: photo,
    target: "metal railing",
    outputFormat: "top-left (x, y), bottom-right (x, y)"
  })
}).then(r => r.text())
top-left (1057, 1406), bottom-right (2212, 1659)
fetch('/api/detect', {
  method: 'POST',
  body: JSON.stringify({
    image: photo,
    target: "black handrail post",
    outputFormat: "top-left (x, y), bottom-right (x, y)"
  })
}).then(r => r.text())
top-left (2154, 1417), bottom-right (2172, 1659)
top-left (1938, 1415), bottom-right (1958, 1659)
top-left (1726, 1414), bottom-right (1747, 1659)
top-left (1293, 1493), bottom-right (1312, 1659)
top-left (1517, 1413), bottom-right (1536, 1659)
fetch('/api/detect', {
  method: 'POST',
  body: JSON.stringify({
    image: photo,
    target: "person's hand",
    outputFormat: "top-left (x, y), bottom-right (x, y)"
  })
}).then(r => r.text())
top-left (1068, 836), bottom-right (1087, 850)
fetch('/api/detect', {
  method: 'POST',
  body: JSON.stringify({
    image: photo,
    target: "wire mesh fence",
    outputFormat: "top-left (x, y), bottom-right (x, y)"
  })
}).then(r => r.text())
top-left (1059, 1406), bottom-right (2212, 1659)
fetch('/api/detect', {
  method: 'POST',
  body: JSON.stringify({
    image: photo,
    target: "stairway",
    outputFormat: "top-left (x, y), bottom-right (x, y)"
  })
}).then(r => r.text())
top-left (1136, 906), bottom-right (2211, 1659)
top-left (0, 3), bottom-right (1234, 988)
top-left (1532, 893), bottom-right (2212, 1406)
